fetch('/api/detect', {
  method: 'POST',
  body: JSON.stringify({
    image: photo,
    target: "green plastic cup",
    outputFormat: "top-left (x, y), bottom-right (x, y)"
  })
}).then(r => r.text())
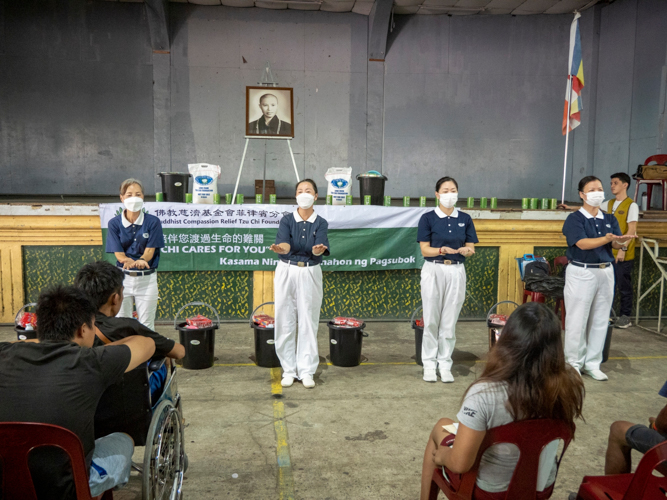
top-left (540, 198), bottom-right (549, 210)
top-left (327, 195), bottom-right (333, 205)
top-left (185, 193), bottom-right (193, 204)
top-left (403, 196), bottom-right (410, 207)
top-left (364, 195), bottom-right (371, 205)
top-left (521, 198), bottom-right (529, 210)
top-left (467, 197), bottom-right (474, 208)
top-left (346, 195), bottom-right (353, 205)
top-left (269, 194), bottom-right (277, 204)
top-left (155, 192), bottom-right (164, 202)
top-left (529, 198), bottom-right (538, 210)
top-left (236, 194), bottom-right (244, 204)
top-left (419, 196), bottom-right (426, 207)
top-left (225, 193), bottom-right (232, 204)
top-left (549, 198), bottom-right (557, 210)
top-left (213, 193), bottom-right (220, 204)
top-left (384, 195), bottom-right (391, 207)
top-left (490, 197), bottom-right (498, 209)
top-left (256, 194), bottom-right (263, 204)
top-left (480, 197), bottom-right (488, 209)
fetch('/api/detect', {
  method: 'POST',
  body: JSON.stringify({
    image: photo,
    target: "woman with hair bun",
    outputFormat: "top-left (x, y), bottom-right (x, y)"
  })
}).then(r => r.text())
top-left (417, 176), bottom-right (478, 383)
top-left (270, 179), bottom-right (329, 389)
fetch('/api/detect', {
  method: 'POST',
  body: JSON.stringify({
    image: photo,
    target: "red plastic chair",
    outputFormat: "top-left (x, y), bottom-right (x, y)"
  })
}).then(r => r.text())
top-left (575, 440), bottom-right (667, 500)
top-left (634, 154), bottom-right (667, 211)
top-left (522, 257), bottom-right (550, 305)
top-left (429, 419), bottom-right (573, 500)
top-left (552, 256), bottom-right (568, 329)
top-left (0, 422), bottom-right (113, 500)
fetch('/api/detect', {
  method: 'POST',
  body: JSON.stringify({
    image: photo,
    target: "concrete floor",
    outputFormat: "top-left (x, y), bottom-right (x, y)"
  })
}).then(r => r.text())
top-left (2, 320), bottom-right (666, 499)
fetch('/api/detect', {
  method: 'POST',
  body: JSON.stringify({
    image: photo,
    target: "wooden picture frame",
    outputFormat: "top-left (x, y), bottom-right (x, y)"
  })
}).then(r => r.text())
top-left (246, 86), bottom-right (294, 138)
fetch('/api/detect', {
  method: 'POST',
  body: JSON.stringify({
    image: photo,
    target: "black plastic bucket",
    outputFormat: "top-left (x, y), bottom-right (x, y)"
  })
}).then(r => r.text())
top-left (486, 301), bottom-right (519, 351)
top-left (158, 172), bottom-right (191, 203)
top-left (410, 305), bottom-right (423, 366)
top-left (14, 303), bottom-right (38, 341)
top-left (250, 302), bottom-right (280, 368)
top-left (357, 174), bottom-right (387, 206)
top-left (174, 302), bottom-right (219, 370)
top-left (602, 310), bottom-right (616, 363)
top-left (328, 321), bottom-right (367, 367)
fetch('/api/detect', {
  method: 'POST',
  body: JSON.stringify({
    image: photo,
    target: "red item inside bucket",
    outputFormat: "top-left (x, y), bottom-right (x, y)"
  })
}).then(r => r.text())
top-left (489, 314), bottom-right (508, 326)
top-left (253, 314), bottom-right (274, 328)
top-left (186, 314), bottom-right (213, 328)
top-left (414, 317), bottom-right (424, 327)
top-left (17, 312), bottom-right (37, 329)
top-left (333, 317), bottom-right (362, 328)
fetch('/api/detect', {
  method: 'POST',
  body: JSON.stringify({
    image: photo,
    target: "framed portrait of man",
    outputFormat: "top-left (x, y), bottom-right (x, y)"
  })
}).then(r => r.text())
top-left (246, 87), bottom-right (294, 138)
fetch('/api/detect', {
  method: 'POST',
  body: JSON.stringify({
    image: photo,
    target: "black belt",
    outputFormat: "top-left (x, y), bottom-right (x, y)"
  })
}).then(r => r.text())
top-left (431, 260), bottom-right (463, 266)
top-left (570, 261), bottom-right (611, 269)
top-left (122, 268), bottom-right (156, 277)
top-left (280, 259), bottom-right (318, 268)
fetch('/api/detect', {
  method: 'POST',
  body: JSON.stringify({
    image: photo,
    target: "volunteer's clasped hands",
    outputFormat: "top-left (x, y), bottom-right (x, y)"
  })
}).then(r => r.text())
top-left (458, 247), bottom-right (475, 257)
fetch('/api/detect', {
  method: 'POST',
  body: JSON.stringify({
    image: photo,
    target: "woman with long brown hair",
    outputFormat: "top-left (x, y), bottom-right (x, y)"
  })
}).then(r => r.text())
top-left (419, 302), bottom-right (585, 500)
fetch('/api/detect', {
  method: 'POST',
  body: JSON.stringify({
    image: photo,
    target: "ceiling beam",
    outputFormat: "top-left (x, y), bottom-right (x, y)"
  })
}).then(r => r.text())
top-left (368, 0), bottom-right (393, 60)
top-left (145, 0), bottom-right (170, 52)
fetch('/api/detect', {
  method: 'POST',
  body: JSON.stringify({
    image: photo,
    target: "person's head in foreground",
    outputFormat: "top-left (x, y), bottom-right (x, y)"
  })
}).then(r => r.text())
top-left (119, 178), bottom-right (145, 213)
top-left (36, 284), bottom-right (98, 347)
top-left (473, 301), bottom-right (585, 430)
top-left (259, 93), bottom-right (279, 122)
top-left (75, 261), bottom-right (125, 316)
top-left (578, 175), bottom-right (604, 208)
top-left (295, 179), bottom-right (318, 210)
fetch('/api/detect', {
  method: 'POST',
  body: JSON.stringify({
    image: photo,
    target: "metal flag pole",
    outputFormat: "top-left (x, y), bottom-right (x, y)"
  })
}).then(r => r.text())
top-left (561, 76), bottom-right (573, 205)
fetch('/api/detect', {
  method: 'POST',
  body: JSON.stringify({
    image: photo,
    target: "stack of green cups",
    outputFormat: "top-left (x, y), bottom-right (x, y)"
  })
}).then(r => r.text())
top-left (256, 194), bottom-right (263, 204)
top-left (185, 193), bottom-right (193, 203)
top-left (346, 195), bottom-right (353, 205)
top-left (529, 198), bottom-right (538, 209)
top-left (490, 197), bottom-right (498, 209)
top-left (521, 198), bottom-right (529, 209)
top-left (326, 195), bottom-right (333, 205)
top-left (403, 196), bottom-right (410, 207)
top-left (480, 197), bottom-right (488, 209)
top-left (236, 194), bottom-right (244, 204)
top-left (155, 192), bottom-right (164, 202)
top-left (214, 193), bottom-right (220, 204)
top-left (419, 196), bottom-right (426, 207)
top-left (225, 193), bottom-right (233, 204)
top-left (467, 197), bottom-right (474, 208)
top-left (364, 195), bottom-right (372, 205)
top-left (269, 194), bottom-right (277, 204)
top-left (384, 196), bottom-right (391, 207)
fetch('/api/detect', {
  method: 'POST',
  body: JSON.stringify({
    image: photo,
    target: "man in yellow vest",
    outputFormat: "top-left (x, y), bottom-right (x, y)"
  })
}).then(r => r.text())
top-left (601, 172), bottom-right (638, 329)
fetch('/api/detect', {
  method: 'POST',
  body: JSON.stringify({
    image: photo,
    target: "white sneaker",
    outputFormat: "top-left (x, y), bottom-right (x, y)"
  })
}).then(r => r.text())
top-left (302, 375), bottom-right (315, 388)
top-left (423, 369), bottom-right (437, 382)
top-left (583, 368), bottom-right (608, 381)
top-left (439, 369), bottom-right (454, 383)
top-left (281, 376), bottom-right (295, 387)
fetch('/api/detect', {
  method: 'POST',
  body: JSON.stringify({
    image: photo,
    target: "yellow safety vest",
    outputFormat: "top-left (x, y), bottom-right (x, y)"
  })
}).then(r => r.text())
top-left (604, 197), bottom-right (635, 261)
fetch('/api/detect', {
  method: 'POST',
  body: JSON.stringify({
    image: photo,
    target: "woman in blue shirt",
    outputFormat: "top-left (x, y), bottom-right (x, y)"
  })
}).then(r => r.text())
top-left (562, 176), bottom-right (635, 381)
top-left (105, 179), bottom-right (165, 331)
top-left (269, 179), bottom-right (330, 389)
top-left (417, 176), bottom-right (478, 383)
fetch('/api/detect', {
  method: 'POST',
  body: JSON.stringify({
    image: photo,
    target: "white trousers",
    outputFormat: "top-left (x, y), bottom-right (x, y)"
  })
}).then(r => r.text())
top-left (420, 261), bottom-right (466, 371)
top-left (563, 264), bottom-right (614, 371)
top-left (274, 261), bottom-right (323, 379)
top-left (118, 272), bottom-right (159, 331)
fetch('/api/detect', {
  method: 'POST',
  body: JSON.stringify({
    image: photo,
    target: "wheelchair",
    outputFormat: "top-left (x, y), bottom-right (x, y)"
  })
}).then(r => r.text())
top-left (95, 357), bottom-right (185, 500)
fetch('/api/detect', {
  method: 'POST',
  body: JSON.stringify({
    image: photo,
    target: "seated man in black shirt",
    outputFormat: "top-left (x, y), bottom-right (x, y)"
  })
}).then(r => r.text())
top-left (75, 260), bottom-right (185, 397)
top-left (0, 285), bottom-right (155, 499)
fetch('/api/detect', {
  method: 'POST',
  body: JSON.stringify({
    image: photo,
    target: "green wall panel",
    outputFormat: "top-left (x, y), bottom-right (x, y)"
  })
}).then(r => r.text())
top-left (22, 246), bottom-right (252, 321)
top-left (23, 246), bottom-right (105, 303)
top-left (156, 271), bottom-right (251, 321)
top-left (534, 246), bottom-right (667, 317)
top-left (321, 247), bottom-right (499, 320)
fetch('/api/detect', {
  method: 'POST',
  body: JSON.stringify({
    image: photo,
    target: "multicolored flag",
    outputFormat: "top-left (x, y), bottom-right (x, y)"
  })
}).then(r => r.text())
top-left (563, 12), bottom-right (584, 135)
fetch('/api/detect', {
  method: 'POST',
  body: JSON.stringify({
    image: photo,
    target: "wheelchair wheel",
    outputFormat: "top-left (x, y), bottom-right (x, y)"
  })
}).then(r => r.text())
top-left (142, 400), bottom-right (185, 500)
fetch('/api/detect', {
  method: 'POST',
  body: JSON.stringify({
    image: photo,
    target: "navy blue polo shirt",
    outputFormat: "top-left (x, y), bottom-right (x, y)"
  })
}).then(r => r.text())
top-left (562, 208), bottom-right (621, 264)
top-left (417, 207), bottom-right (479, 263)
top-left (106, 211), bottom-right (165, 269)
top-left (275, 210), bottom-right (330, 265)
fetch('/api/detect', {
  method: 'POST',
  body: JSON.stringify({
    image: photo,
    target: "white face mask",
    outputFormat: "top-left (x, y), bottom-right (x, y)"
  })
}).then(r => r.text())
top-left (438, 192), bottom-right (458, 209)
top-left (123, 196), bottom-right (144, 212)
top-left (585, 191), bottom-right (605, 207)
top-left (296, 193), bottom-right (315, 209)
